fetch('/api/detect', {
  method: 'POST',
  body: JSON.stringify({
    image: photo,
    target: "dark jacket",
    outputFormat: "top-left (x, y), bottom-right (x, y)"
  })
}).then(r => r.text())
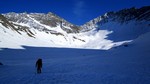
top-left (36, 59), bottom-right (42, 68)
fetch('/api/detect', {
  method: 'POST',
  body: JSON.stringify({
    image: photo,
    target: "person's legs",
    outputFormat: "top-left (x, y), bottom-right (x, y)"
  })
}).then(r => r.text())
top-left (39, 68), bottom-right (41, 73)
top-left (37, 67), bottom-right (42, 74)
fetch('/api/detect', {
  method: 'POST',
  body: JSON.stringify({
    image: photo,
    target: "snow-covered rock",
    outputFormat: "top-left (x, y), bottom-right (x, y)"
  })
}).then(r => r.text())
top-left (0, 6), bottom-right (149, 49)
top-left (3, 12), bottom-right (81, 33)
top-left (81, 6), bottom-right (150, 44)
top-left (82, 6), bottom-right (150, 31)
top-left (0, 6), bottom-right (150, 84)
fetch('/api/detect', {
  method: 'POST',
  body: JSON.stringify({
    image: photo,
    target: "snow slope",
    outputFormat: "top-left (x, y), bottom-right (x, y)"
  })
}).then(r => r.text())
top-left (0, 31), bottom-right (150, 84)
top-left (0, 18), bottom-right (132, 50)
top-left (0, 6), bottom-right (150, 84)
top-left (0, 6), bottom-right (149, 50)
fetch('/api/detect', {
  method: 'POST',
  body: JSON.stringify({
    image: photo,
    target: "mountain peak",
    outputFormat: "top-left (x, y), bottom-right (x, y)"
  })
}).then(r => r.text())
top-left (0, 6), bottom-right (150, 49)
top-left (82, 6), bottom-right (150, 31)
top-left (3, 12), bottom-right (81, 33)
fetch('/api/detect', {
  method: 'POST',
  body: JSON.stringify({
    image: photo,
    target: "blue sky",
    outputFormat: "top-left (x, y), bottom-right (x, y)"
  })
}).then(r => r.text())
top-left (0, 0), bottom-right (150, 25)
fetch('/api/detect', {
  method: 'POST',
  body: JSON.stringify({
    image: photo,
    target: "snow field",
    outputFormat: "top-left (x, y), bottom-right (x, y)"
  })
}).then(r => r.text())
top-left (0, 31), bottom-right (150, 84)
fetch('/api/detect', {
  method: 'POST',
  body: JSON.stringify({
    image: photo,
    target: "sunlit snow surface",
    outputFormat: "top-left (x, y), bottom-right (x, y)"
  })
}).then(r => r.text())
top-left (0, 22), bottom-right (132, 50)
top-left (0, 17), bottom-right (150, 83)
top-left (0, 32), bottom-right (150, 84)
top-left (0, 8), bottom-right (150, 83)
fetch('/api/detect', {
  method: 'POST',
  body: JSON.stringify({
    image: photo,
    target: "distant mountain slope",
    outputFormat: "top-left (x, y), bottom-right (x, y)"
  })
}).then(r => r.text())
top-left (0, 14), bottom-right (86, 49)
top-left (0, 25), bottom-right (150, 84)
top-left (82, 6), bottom-right (150, 30)
top-left (0, 6), bottom-right (149, 49)
top-left (82, 6), bottom-right (150, 42)
top-left (3, 12), bottom-right (81, 33)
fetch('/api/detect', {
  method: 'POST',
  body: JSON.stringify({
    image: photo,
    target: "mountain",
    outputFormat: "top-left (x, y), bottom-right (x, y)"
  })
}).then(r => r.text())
top-left (3, 12), bottom-right (81, 33)
top-left (0, 6), bottom-right (150, 49)
top-left (82, 6), bottom-right (150, 30)
top-left (82, 6), bottom-right (150, 42)
top-left (0, 23), bottom-right (150, 84)
top-left (0, 12), bottom-right (87, 49)
top-left (0, 6), bottom-right (150, 84)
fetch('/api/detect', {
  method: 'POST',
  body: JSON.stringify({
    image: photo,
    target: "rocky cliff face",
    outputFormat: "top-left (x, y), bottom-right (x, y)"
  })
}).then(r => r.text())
top-left (3, 12), bottom-right (81, 34)
top-left (2, 6), bottom-right (150, 34)
top-left (0, 6), bottom-right (150, 49)
top-left (82, 6), bottom-right (150, 31)
top-left (0, 14), bottom-right (35, 37)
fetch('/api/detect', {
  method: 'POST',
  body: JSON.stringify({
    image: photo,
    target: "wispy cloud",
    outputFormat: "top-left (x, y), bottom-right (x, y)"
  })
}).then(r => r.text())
top-left (73, 0), bottom-right (85, 18)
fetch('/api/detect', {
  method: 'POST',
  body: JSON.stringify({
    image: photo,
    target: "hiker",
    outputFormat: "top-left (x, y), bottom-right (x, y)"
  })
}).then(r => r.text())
top-left (36, 58), bottom-right (42, 74)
